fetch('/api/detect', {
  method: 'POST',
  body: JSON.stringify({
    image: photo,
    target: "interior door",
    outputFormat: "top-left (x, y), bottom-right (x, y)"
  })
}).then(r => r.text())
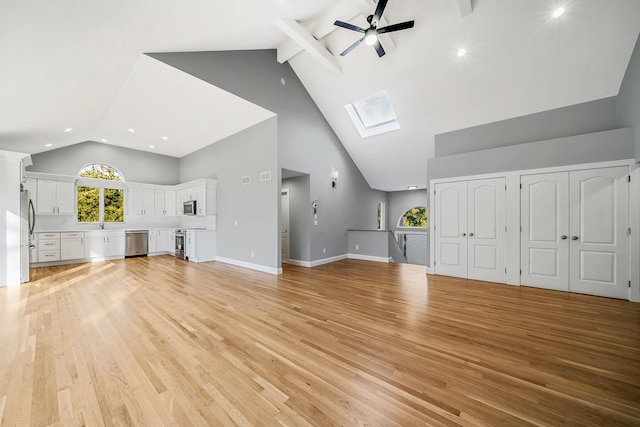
top-left (281, 189), bottom-right (290, 264)
top-left (569, 167), bottom-right (629, 299)
top-left (521, 172), bottom-right (570, 291)
top-left (434, 181), bottom-right (467, 278)
top-left (467, 178), bottom-right (506, 283)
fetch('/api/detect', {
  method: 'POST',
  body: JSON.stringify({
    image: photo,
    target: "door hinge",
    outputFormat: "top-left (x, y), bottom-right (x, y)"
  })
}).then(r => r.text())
top-left (505, 268), bottom-right (507, 274)
top-left (629, 227), bottom-right (632, 236)
top-left (520, 226), bottom-right (523, 232)
top-left (520, 183), bottom-right (522, 189)
top-left (520, 269), bottom-right (522, 275)
top-left (505, 226), bottom-right (507, 232)
top-left (434, 260), bottom-right (437, 266)
top-left (505, 184), bottom-right (507, 190)
top-left (628, 175), bottom-right (631, 183)
top-left (629, 280), bottom-right (632, 288)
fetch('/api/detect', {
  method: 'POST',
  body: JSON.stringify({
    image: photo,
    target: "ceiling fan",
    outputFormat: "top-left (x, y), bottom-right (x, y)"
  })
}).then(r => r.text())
top-left (334, 0), bottom-right (415, 57)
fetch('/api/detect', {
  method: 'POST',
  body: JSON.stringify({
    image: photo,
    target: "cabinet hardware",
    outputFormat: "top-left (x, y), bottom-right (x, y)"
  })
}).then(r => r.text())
top-left (469, 232), bottom-right (474, 237)
top-left (571, 236), bottom-right (579, 240)
top-left (561, 235), bottom-right (567, 240)
top-left (461, 233), bottom-right (466, 237)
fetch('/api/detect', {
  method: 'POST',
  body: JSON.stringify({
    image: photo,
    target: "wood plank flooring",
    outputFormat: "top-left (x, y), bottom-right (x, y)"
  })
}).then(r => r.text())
top-left (1, 256), bottom-right (639, 426)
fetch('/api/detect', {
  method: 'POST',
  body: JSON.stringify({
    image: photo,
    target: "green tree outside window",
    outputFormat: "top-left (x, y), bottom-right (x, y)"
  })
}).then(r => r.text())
top-left (77, 164), bottom-right (124, 223)
top-left (401, 207), bottom-right (428, 228)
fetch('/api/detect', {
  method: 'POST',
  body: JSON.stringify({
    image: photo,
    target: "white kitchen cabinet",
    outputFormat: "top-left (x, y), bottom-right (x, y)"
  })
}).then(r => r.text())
top-left (84, 231), bottom-right (125, 259)
top-left (60, 232), bottom-right (84, 260)
top-left (128, 186), bottom-right (155, 215)
top-left (185, 229), bottom-right (216, 262)
top-left (37, 232), bottom-right (61, 262)
top-left (148, 229), bottom-right (158, 253)
top-left (167, 229), bottom-right (176, 255)
top-left (154, 190), bottom-right (176, 216)
top-left (177, 179), bottom-right (217, 216)
top-left (37, 179), bottom-right (75, 214)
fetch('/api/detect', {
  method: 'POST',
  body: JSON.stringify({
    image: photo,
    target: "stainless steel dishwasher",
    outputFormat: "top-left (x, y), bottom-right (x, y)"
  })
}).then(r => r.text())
top-left (125, 230), bottom-right (148, 257)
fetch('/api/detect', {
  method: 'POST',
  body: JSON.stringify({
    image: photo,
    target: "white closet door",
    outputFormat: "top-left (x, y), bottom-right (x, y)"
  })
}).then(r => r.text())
top-left (467, 178), bottom-right (506, 283)
top-left (434, 181), bottom-right (467, 278)
top-left (569, 167), bottom-right (629, 299)
top-left (521, 172), bottom-right (570, 291)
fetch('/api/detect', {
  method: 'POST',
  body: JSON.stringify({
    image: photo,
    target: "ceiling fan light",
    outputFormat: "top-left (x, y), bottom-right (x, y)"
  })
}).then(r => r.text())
top-left (364, 29), bottom-right (378, 46)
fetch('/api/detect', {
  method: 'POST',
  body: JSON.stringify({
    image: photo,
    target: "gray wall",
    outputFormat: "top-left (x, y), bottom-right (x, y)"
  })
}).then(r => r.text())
top-left (27, 141), bottom-right (180, 185)
top-left (180, 118), bottom-right (279, 270)
top-left (618, 34), bottom-right (640, 162)
top-left (428, 127), bottom-right (635, 182)
top-left (152, 50), bottom-right (386, 263)
top-left (282, 175), bottom-right (311, 263)
top-left (435, 97), bottom-right (620, 157)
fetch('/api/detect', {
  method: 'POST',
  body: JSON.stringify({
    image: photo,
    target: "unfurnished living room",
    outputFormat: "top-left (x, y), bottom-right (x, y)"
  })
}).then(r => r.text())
top-left (1, 1), bottom-right (639, 425)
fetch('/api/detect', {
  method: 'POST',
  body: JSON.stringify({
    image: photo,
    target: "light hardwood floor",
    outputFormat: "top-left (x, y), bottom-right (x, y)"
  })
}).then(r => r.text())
top-left (1, 257), bottom-right (639, 426)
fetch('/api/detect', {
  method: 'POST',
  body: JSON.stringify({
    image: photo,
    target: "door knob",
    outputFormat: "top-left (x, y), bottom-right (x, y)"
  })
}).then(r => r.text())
top-left (560, 235), bottom-right (567, 240)
top-left (571, 236), bottom-right (578, 240)
top-left (469, 232), bottom-right (474, 237)
top-left (461, 233), bottom-right (466, 237)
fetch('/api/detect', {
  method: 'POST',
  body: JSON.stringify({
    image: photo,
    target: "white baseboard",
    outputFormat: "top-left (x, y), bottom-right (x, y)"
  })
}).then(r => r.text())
top-left (215, 256), bottom-right (282, 275)
top-left (348, 253), bottom-right (391, 263)
top-left (309, 254), bottom-right (348, 267)
top-left (285, 259), bottom-right (311, 267)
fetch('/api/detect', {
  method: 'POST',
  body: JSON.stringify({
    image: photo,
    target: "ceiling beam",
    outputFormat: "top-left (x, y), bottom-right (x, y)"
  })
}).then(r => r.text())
top-left (456, 0), bottom-right (473, 17)
top-left (276, 18), bottom-right (342, 74)
top-left (277, 1), bottom-right (360, 64)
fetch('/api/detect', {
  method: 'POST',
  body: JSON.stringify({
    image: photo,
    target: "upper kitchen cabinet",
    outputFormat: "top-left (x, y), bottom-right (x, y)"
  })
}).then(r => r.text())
top-left (155, 189), bottom-right (176, 216)
top-left (177, 178), bottom-right (217, 216)
top-left (127, 185), bottom-right (155, 216)
top-left (35, 178), bottom-right (75, 214)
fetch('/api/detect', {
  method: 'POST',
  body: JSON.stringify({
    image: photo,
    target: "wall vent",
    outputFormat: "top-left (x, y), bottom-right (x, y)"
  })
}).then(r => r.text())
top-left (241, 176), bottom-right (251, 185)
top-left (260, 171), bottom-right (272, 182)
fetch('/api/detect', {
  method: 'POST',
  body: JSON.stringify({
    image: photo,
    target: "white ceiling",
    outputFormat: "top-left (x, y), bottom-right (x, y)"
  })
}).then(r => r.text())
top-left (1, 0), bottom-right (639, 191)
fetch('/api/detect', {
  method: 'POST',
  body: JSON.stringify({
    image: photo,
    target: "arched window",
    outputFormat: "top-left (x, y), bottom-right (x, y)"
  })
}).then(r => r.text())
top-left (77, 163), bottom-right (125, 224)
top-left (398, 207), bottom-right (428, 228)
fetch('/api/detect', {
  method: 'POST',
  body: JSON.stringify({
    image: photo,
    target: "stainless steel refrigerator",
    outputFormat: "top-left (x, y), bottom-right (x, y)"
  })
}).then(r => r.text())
top-left (20, 187), bottom-right (35, 283)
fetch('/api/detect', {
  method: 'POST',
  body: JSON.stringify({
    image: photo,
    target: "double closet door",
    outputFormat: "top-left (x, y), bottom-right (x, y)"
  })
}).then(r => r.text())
top-left (521, 166), bottom-right (629, 299)
top-left (434, 178), bottom-right (506, 283)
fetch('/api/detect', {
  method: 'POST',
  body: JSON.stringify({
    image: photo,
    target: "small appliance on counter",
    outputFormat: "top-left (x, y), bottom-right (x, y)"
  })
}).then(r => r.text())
top-left (175, 229), bottom-right (186, 259)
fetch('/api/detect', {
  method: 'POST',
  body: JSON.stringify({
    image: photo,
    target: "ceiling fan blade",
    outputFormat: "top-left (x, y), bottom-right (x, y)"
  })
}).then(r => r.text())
top-left (334, 20), bottom-right (365, 33)
top-left (340, 37), bottom-right (365, 56)
top-left (377, 20), bottom-right (415, 34)
top-left (373, 40), bottom-right (386, 57)
top-left (372, 0), bottom-right (389, 26)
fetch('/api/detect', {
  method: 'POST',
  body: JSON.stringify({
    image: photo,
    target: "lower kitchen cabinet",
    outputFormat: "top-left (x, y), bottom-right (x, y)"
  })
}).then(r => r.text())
top-left (61, 232), bottom-right (84, 260)
top-left (185, 229), bottom-right (216, 262)
top-left (84, 231), bottom-right (125, 259)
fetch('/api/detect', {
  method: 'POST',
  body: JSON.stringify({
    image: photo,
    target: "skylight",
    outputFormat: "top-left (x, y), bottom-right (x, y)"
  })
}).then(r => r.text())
top-left (345, 90), bottom-right (400, 138)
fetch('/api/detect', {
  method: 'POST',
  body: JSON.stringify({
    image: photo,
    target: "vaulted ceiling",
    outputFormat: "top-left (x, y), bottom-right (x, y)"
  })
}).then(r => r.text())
top-left (1, 0), bottom-right (639, 191)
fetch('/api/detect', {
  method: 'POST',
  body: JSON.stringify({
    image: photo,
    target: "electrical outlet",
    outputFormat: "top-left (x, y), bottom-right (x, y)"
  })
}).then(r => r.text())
top-left (234, 220), bottom-right (238, 226)
top-left (355, 244), bottom-right (359, 250)
top-left (251, 251), bottom-right (254, 258)
top-left (323, 248), bottom-right (326, 254)
top-left (314, 220), bottom-right (318, 225)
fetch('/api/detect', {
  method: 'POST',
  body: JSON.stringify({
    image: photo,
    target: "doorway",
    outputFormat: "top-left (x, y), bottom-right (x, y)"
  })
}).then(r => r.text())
top-left (281, 188), bottom-right (290, 264)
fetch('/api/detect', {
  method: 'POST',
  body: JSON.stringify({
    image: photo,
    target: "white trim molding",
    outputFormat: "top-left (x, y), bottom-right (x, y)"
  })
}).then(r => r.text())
top-left (348, 253), bottom-right (391, 263)
top-left (216, 256), bottom-right (282, 275)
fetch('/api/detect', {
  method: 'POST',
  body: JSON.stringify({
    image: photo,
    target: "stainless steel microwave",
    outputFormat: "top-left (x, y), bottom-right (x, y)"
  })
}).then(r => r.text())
top-left (183, 200), bottom-right (197, 215)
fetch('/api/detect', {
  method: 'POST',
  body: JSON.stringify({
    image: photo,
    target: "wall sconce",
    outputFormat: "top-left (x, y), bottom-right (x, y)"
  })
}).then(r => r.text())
top-left (331, 170), bottom-right (339, 188)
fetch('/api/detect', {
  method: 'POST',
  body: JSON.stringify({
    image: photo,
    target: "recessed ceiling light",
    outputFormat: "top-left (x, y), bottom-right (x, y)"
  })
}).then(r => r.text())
top-left (407, 185), bottom-right (418, 190)
top-left (149, 145), bottom-right (155, 149)
top-left (162, 136), bottom-right (168, 141)
top-left (552, 7), bottom-right (565, 18)
top-left (44, 143), bottom-right (53, 147)
top-left (128, 128), bottom-right (135, 133)
top-left (457, 48), bottom-right (466, 57)
top-left (101, 138), bottom-right (108, 143)
top-left (64, 128), bottom-right (73, 132)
